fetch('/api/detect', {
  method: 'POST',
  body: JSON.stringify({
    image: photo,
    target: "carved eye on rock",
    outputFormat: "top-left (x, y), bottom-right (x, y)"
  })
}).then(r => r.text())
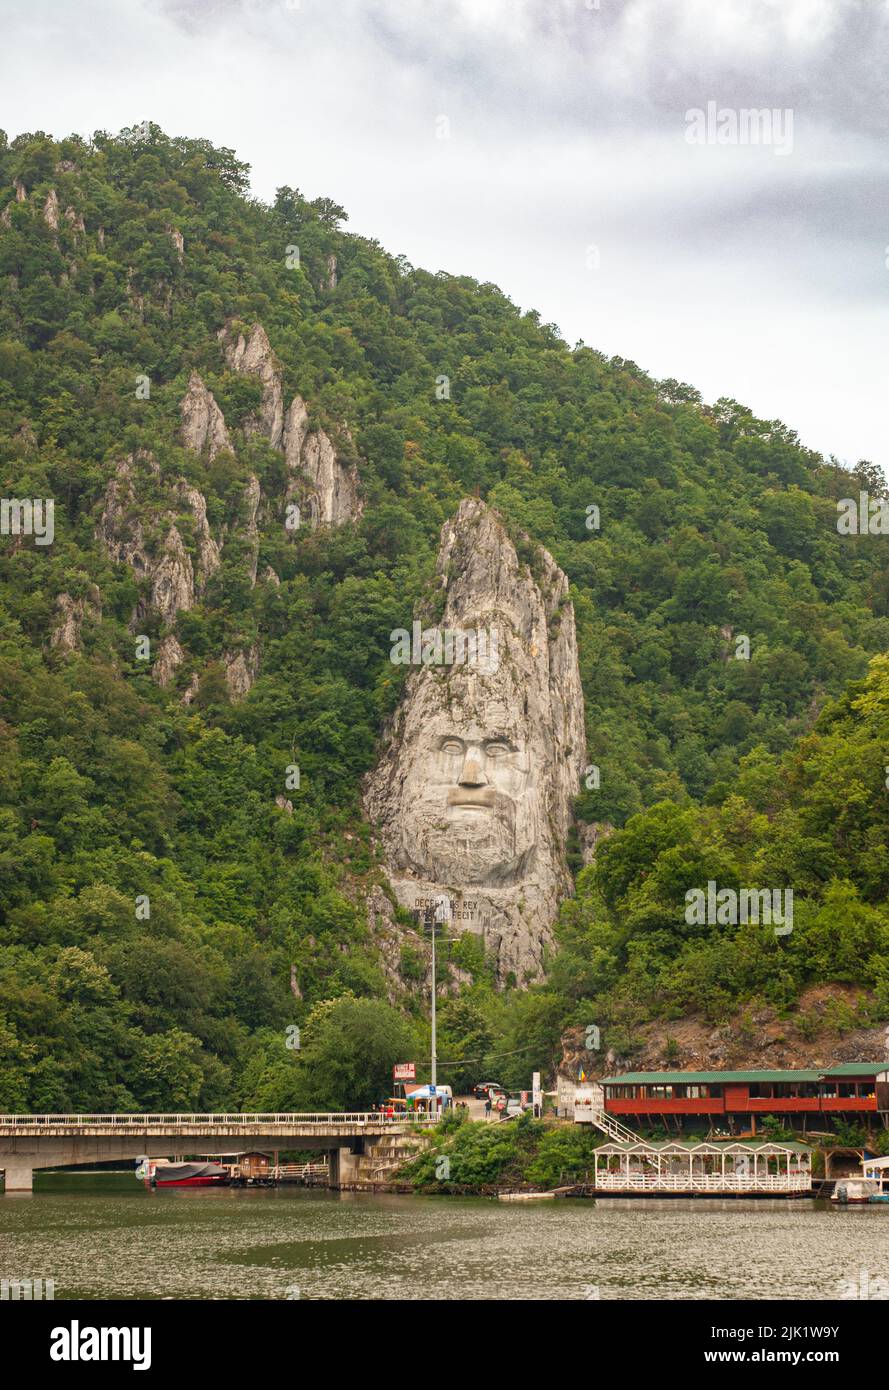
top-left (441, 739), bottom-right (463, 755)
top-left (486, 742), bottom-right (510, 758)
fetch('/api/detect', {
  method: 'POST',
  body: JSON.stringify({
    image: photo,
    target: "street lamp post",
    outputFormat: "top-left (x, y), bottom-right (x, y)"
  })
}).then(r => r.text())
top-left (429, 894), bottom-right (452, 1095)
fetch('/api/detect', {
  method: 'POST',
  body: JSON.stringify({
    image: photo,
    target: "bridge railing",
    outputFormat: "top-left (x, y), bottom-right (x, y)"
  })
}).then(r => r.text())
top-left (0, 1112), bottom-right (441, 1128)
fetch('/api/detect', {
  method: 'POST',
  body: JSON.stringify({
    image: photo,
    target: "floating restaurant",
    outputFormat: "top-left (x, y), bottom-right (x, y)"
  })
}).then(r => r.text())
top-left (597, 1065), bottom-right (889, 1137)
top-left (593, 1138), bottom-right (813, 1195)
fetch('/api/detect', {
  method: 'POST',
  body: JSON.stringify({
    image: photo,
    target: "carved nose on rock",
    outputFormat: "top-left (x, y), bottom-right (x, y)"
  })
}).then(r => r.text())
top-left (459, 748), bottom-right (487, 786)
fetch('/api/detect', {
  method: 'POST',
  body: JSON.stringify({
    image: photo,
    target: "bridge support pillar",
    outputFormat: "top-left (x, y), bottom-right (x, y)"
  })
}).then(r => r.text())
top-left (329, 1147), bottom-right (361, 1189)
top-left (1, 1162), bottom-right (34, 1192)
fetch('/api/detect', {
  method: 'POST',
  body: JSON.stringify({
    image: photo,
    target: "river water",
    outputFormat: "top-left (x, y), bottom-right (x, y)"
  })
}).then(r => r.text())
top-left (1, 1176), bottom-right (887, 1300)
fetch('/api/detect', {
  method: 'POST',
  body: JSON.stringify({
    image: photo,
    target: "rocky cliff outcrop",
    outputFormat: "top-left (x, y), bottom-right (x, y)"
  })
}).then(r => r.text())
top-left (50, 587), bottom-right (101, 653)
top-left (559, 985), bottom-right (889, 1085)
top-left (283, 395), bottom-right (362, 529)
top-left (167, 225), bottom-right (184, 264)
top-left (219, 322), bottom-right (283, 448)
top-left (99, 453), bottom-right (152, 579)
top-left (98, 453), bottom-right (221, 635)
top-left (223, 645), bottom-right (260, 701)
top-left (150, 525), bottom-right (194, 625)
top-left (180, 371), bottom-right (232, 458)
top-left (2, 181), bottom-right (25, 226)
top-left (578, 821), bottom-right (613, 866)
top-left (153, 634), bottom-right (185, 687)
top-left (174, 481), bottom-right (220, 588)
top-left (64, 205), bottom-right (85, 236)
top-left (363, 498), bottom-right (586, 984)
top-left (43, 189), bottom-right (60, 231)
top-left (243, 474), bottom-right (261, 586)
top-left (215, 319), bottom-right (361, 530)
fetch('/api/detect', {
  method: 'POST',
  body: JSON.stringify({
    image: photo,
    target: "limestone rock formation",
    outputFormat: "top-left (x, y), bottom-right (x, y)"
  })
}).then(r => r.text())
top-left (175, 481), bottom-right (220, 588)
top-left (180, 371), bottom-right (232, 459)
top-left (211, 318), bottom-right (361, 530)
top-left (153, 634), bottom-right (185, 687)
top-left (364, 498), bottom-right (586, 983)
top-left (64, 205), bottom-right (85, 236)
top-left (125, 267), bottom-right (144, 317)
top-left (578, 821), bottom-right (613, 866)
top-left (43, 189), bottom-right (60, 231)
top-left (242, 474), bottom-right (261, 586)
top-left (2, 181), bottom-right (25, 227)
top-left (219, 322), bottom-right (283, 448)
top-left (223, 645), bottom-right (260, 702)
top-left (151, 525), bottom-right (194, 625)
top-left (50, 588), bottom-right (101, 653)
top-left (166, 224), bottom-right (184, 263)
top-left (99, 454), bottom-right (152, 578)
top-left (98, 453), bottom-right (221, 638)
top-left (283, 395), bottom-right (362, 529)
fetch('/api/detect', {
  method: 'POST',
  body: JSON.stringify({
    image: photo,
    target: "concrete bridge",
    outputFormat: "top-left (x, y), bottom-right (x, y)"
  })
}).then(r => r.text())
top-left (0, 1112), bottom-right (439, 1191)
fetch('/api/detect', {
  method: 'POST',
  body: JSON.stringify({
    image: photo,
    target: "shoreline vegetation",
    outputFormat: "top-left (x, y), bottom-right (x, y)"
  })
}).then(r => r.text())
top-left (392, 1110), bottom-right (889, 1196)
top-left (395, 1110), bottom-right (610, 1195)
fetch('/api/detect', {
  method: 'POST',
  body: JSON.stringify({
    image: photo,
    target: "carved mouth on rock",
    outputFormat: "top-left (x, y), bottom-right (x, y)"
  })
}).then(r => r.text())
top-left (447, 789), bottom-right (496, 809)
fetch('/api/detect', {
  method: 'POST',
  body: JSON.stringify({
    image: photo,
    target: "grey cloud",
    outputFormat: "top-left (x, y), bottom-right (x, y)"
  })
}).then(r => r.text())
top-left (2, 0), bottom-right (885, 467)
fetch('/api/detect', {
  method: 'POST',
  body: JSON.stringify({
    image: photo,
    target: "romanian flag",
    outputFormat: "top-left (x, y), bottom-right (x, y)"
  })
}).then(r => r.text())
top-left (578, 1069), bottom-right (586, 1081)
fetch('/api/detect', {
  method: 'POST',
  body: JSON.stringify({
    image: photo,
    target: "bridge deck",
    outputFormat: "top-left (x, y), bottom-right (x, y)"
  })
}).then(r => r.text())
top-left (0, 1112), bottom-right (440, 1138)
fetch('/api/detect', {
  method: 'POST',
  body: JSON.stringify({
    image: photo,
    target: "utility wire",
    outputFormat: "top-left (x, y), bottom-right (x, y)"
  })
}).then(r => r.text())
top-left (418, 1041), bottom-right (544, 1067)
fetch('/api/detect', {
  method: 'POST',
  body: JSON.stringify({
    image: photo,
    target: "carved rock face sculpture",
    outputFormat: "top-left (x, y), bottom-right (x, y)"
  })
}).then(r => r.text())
top-left (364, 499), bottom-right (586, 983)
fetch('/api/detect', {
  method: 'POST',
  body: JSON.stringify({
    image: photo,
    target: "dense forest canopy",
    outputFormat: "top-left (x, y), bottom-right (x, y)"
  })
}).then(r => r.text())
top-left (0, 125), bottom-right (887, 1110)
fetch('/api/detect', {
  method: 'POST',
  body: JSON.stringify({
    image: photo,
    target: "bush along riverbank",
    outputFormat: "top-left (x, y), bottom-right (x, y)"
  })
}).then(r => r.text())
top-left (394, 1110), bottom-right (602, 1195)
top-left (393, 1110), bottom-right (889, 1195)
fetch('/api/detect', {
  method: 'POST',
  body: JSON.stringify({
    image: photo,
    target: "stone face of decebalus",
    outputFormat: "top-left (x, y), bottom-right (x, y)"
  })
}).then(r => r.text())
top-left (364, 498), bottom-right (586, 984)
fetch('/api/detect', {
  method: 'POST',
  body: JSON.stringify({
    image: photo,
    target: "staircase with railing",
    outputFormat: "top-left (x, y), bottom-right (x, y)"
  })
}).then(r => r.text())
top-left (576, 1085), bottom-right (643, 1143)
top-left (587, 1105), bottom-right (642, 1144)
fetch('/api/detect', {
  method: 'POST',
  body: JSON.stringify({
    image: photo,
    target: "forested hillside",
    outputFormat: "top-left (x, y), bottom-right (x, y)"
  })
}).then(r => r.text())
top-left (1, 124), bottom-right (887, 1109)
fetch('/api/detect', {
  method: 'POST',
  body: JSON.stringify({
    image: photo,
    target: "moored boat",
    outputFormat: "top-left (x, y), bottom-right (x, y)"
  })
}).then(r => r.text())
top-left (135, 1158), bottom-right (228, 1188)
top-left (832, 1178), bottom-right (879, 1204)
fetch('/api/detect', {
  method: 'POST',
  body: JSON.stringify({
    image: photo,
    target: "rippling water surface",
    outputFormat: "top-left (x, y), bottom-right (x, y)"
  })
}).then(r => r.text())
top-left (1, 1176), bottom-right (887, 1300)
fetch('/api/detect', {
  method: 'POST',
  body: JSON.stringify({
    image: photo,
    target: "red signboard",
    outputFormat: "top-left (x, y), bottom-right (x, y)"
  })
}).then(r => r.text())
top-left (393, 1062), bottom-right (416, 1081)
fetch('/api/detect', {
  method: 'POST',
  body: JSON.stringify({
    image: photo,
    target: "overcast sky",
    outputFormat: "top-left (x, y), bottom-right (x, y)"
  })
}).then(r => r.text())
top-left (2, 0), bottom-right (887, 472)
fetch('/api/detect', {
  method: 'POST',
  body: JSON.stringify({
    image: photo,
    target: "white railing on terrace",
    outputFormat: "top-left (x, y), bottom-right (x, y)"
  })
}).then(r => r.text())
top-left (272, 1162), bottom-right (329, 1179)
top-left (595, 1172), bottom-right (811, 1192)
top-left (0, 1112), bottom-right (441, 1128)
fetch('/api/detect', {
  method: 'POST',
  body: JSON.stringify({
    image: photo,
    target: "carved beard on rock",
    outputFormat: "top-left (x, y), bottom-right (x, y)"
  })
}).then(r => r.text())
top-left (394, 719), bottom-right (540, 885)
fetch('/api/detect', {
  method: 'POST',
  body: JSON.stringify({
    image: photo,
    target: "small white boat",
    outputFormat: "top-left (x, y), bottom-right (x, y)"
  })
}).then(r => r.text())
top-left (498, 1191), bottom-right (556, 1201)
top-left (832, 1178), bottom-right (880, 1204)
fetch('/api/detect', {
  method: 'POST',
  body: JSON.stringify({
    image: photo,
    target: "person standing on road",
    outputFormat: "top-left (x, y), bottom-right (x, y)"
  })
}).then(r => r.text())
top-left (484, 1095), bottom-right (492, 1120)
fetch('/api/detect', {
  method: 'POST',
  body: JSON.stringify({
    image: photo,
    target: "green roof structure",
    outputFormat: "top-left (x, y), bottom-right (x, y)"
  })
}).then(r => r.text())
top-left (599, 1070), bottom-right (821, 1085)
top-left (820, 1063), bottom-right (886, 1077)
top-left (599, 1065), bottom-right (885, 1085)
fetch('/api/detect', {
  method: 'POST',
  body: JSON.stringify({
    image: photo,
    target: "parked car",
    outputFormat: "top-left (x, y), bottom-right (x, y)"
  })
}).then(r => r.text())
top-left (473, 1082), bottom-right (504, 1099)
top-left (503, 1096), bottom-right (525, 1119)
